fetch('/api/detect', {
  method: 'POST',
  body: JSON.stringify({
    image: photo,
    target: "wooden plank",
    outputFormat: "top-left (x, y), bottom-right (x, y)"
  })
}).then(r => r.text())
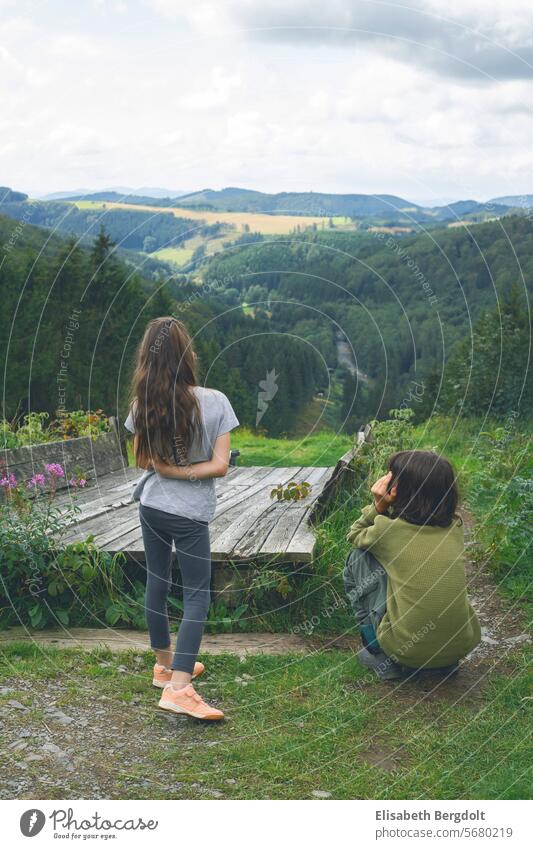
top-left (283, 465), bottom-right (340, 559)
top-left (234, 465), bottom-right (325, 559)
top-left (112, 528), bottom-right (146, 558)
top-left (211, 467), bottom-right (298, 532)
top-left (93, 515), bottom-right (144, 549)
top-left (230, 501), bottom-right (288, 560)
top-left (213, 466), bottom-right (283, 516)
top-left (215, 466), bottom-right (331, 561)
top-left (113, 472), bottom-right (313, 562)
top-left (218, 465), bottom-right (270, 487)
top-left (259, 466), bottom-right (333, 556)
top-left (209, 467), bottom-right (302, 557)
top-left (285, 522), bottom-right (320, 560)
top-left (311, 445), bottom-right (359, 520)
top-left (61, 467), bottom-right (282, 553)
top-left (62, 501), bottom-right (138, 545)
top-left (61, 493), bottom-right (134, 527)
top-left (54, 468), bottom-right (138, 510)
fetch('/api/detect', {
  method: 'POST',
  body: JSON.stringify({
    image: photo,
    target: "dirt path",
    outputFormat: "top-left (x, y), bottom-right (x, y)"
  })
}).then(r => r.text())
top-left (0, 628), bottom-right (360, 656)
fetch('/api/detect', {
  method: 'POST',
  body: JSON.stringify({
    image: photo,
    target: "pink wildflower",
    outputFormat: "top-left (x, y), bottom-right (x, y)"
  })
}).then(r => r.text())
top-left (0, 473), bottom-right (17, 490)
top-left (27, 473), bottom-right (46, 489)
top-left (45, 463), bottom-right (65, 479)
top-left (69, 476), bottom-right (87, 488)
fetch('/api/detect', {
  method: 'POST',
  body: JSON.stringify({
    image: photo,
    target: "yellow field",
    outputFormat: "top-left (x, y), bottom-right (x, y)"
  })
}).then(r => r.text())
top-left (73, 200), bottom-right (330, 235)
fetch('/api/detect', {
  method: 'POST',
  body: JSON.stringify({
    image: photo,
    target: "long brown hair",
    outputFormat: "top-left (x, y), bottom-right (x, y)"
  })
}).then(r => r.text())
top-left (130, 317), bottom-right (201, 466)
top-left (387, 450), bottom-right (459, 527)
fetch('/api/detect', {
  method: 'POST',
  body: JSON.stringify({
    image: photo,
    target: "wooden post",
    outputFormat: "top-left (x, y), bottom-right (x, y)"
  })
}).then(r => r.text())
top-left (109, 415), bottom-right (129, 464)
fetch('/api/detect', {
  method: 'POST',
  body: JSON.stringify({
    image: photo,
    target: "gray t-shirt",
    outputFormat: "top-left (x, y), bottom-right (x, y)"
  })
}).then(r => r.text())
top-left (124, 386), bottom-right (239, 522)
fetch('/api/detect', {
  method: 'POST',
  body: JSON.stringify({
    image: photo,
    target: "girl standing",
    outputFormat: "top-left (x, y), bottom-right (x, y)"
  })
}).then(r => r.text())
top-left (125, 317), bottom-right (239, 720)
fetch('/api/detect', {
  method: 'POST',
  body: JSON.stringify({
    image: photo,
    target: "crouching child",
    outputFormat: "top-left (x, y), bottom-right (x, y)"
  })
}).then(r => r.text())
top-left (343, 450), bottom-right (481, 680)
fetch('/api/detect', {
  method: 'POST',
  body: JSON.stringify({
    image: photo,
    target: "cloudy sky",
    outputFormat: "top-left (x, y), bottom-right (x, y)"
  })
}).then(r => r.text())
top-left (2, 0), bottom-right (533, 203)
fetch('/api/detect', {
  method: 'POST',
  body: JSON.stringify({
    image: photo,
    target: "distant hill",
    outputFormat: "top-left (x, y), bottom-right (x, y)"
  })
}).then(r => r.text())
top-left (433, 200), bottom-right (490, 217)
top-left (0, 186), bottom-right (28, 203)
top-left (0, 183), bottom-right (524, 240)
top-left (489, 195), bottom-right (533, 208)
top-left (43, 191), bottom-right (179, 207)
top-left (166, 187), bottom-right (512, 223)
top-left (42, 186), bottom-right (187, 201)
top-left (176, 187), bottom-right (423, 218)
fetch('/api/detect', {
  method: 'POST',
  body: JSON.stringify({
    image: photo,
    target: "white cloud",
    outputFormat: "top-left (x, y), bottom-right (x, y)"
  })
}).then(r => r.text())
top-left (1, 0), bottom-right (532, 201)
top-left (146, 0), bottom-right (533, 80)
top-left (179, 66), bottom-right (241, 111)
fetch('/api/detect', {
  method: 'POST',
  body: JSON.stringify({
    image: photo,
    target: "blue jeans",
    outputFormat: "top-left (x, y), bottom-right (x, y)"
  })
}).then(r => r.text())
top-left (343, 547), bottom-right (388, 653)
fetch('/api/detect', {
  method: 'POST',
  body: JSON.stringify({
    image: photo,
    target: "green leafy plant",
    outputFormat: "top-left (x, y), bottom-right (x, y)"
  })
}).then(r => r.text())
top-left (168, 595), bottom-right (249, 633)
top-left (0, 467), bottom-right (131, 629)
top-left (364, 408), bottom-right (417, 478)
top-left (464, 427), bottom-right (533, 602)
top-left (0, 410), bottom-right (110, 449)
top-left (103, 580), bottom-right (147, 629)
top-left (52, 409), bottom-right (111, 440)
top-left (270, 481), bottom-right (312, 501)
top-left (248, 566), bottom-right (294, 602)
top-left (0, 412), bottom-right (50, 448)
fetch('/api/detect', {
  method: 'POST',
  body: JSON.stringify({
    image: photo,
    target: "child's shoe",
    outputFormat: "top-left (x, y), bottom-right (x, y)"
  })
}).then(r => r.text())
top-left (152, 662), bottom-right (204, 688)
top-left (158, 683), bottom-right (224, 721)
top-left (357, 647), bottom-right (404, 680)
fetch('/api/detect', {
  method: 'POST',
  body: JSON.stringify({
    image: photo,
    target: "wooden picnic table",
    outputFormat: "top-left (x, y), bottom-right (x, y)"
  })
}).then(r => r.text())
top-left (55, 460), bottom-right (351, 563)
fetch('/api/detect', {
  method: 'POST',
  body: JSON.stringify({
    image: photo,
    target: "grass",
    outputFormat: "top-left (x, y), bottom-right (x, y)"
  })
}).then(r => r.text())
top-left (412, 415), bottom-right (533, 611)
top-left (1, 643), bottom-right (531, 799)
top-left (151, 246), bottom-right (195, 267)
top-left (412, 415), bottom-right (483, 482)
top-left (72, 200), bottom-right (333, 236)
top-left (150, 232), bottom-right (236, 268)
top-left (231, 427), bottom-right (351, 467)
top-left (126, 427), bottom-right (351, 469)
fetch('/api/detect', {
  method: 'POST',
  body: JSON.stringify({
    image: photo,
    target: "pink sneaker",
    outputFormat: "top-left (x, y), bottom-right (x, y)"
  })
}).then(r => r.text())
top-left (158, 683), bottom-right (224, 721)
top-left (152, 662), bottom-right (205, 689)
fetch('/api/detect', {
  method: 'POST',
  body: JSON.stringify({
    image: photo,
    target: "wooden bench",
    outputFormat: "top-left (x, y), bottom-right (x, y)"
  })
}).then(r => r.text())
top-left (3, 422), bottom-right (358, 565)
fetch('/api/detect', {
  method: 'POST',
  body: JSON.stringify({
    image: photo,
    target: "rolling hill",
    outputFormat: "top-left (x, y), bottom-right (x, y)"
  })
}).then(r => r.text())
top-left (18, 186), bottom-right (514, 223)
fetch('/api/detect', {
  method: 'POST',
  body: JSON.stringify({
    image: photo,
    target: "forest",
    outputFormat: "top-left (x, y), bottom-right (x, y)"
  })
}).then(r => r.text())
top-left (203, 217), bottom-right (533, 426)
top-left (0, 215), bottom-right (321, 436)
top-left (1, 210), bottom-right (531, 436)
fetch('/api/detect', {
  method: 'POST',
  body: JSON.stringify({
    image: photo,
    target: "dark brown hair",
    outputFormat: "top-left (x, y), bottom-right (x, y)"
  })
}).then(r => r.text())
top-left (387, 450), bottom-right (459, 527)
top-left (130, 317), bottom-right (201, 466)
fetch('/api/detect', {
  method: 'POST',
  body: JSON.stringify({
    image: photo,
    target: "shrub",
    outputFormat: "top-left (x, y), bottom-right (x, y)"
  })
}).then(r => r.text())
top-left (0, 410), bottom-right (110, 449)
top-left (0, 464), bottom-right (138, 629)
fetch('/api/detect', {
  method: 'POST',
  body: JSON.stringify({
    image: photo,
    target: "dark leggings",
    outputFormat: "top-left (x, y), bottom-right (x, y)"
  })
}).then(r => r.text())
top-left (139, 504), bottom-right (211, 674)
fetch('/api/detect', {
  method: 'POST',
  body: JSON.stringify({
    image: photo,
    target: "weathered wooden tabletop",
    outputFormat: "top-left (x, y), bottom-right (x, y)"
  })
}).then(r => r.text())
top-left (56, 464), bottom-right (338, 563)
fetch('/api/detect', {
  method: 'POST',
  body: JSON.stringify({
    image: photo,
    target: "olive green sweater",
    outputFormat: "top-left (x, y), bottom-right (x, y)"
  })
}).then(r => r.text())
top-left (347, 504), bottom-right (481, 668)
